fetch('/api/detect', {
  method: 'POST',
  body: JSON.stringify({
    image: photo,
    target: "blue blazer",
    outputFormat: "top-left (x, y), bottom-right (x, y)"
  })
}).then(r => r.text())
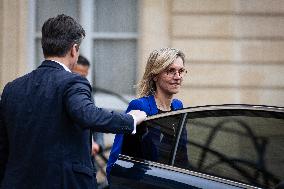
top-left (0, 60), bottom-right (134, 189)
top-left (106, 95), bottom-right (183, 180)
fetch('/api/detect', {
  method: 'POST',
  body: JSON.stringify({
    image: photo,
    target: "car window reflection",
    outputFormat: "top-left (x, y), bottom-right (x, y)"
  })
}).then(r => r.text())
top-left (177, 110), bottom-right (284, 189)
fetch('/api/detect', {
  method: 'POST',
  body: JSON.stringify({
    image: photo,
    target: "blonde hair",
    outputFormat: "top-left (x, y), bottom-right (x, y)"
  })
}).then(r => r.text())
top-left (137, 48), bottom-right (185, 98)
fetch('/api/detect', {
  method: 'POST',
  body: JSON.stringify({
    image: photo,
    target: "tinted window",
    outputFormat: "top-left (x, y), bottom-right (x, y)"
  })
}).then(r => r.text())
top-left (122, 114), bottom-right (183, 165)
top-left (175, 109), bottom-right (284, 188)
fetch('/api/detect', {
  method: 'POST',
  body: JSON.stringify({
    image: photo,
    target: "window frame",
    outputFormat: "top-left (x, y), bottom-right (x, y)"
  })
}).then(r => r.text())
top-left (27, 0), bottom-right (138, 92)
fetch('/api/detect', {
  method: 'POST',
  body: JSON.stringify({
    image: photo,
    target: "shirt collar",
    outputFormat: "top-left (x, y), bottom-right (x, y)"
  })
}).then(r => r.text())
top-left (50, 60), bottom-right (72, 72)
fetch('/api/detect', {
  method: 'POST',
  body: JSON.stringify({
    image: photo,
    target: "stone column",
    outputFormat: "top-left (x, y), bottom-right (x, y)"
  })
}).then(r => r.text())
top-left (137, 0), bottom-right (171, 83)
top-left (0, 0), bottom-right (28, 92)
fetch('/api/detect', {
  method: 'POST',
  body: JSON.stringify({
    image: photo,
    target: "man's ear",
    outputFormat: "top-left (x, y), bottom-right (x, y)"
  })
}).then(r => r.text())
top-left (70, 44), bottom-right (78, 57)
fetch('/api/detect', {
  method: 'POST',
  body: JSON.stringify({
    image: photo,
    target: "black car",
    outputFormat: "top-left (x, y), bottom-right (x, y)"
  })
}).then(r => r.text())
top-left (109, 104), bottom-right (284, 189)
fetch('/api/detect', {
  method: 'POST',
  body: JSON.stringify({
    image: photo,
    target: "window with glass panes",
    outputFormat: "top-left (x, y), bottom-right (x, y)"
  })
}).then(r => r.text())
top-left (33, 0), bottom-right (137, 95)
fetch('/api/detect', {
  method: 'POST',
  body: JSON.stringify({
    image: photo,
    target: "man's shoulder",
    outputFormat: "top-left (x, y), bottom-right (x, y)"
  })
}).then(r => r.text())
top-left (61, 73), bottom-right (92, 96)
top-left (2, 72), bottom-right (31, 91)
top-left (66, 73), bottom-right (90, 86)
top-left (41, 65), bottom-right (90, 87)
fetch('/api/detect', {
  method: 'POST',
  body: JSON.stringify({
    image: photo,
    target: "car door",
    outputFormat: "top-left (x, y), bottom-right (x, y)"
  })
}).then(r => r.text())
top-left (110, 105), bottom-right (284, 189)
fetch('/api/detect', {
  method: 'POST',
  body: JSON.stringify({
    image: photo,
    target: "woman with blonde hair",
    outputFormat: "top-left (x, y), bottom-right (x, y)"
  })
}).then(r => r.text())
top-left (107, 48), bottom-right (188, 182)
top-left (137, 48), bottom-right (186, 100)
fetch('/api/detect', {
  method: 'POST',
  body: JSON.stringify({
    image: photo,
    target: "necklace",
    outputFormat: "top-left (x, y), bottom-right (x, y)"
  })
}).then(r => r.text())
top-left (155, 97), bottom-right (171, 111)
top-left (157, 106), bottom-right (171, 111)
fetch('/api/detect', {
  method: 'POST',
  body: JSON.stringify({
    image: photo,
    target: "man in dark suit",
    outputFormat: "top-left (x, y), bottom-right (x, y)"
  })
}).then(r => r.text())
top-left (0, 14), bottom-right (146, 189)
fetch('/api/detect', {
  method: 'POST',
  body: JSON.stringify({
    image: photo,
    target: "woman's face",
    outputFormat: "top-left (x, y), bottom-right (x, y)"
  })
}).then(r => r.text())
top-left (154, 56), bottom-right (186, 96)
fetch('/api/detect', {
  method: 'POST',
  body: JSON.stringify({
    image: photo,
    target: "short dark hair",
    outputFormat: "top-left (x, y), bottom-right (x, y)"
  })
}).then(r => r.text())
top-left (77, 55), bottom-right (90, 66)
top-left (41, 14), bottom-right (85, 57)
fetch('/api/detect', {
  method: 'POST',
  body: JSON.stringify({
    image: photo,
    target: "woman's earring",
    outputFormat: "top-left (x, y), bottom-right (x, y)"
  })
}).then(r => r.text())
top-left (149, 80), bottom-right (155, 95)
top-left (153, 75), bottom-right (158, 82)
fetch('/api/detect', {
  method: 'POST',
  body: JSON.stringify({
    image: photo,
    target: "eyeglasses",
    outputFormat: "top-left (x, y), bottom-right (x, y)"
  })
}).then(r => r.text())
top-left (166, 68), bottom-right (187, 77)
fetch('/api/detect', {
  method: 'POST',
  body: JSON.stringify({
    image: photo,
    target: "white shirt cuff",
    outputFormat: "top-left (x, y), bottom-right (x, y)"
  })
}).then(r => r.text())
top-left (130, 114), bottom-right (137, 134)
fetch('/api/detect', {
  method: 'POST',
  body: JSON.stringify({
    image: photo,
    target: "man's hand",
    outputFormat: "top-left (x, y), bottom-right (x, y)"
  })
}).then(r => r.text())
top-left (127, 110), bottom-right (147, 125)
top-left (91, 140), bottom-right (100, 156)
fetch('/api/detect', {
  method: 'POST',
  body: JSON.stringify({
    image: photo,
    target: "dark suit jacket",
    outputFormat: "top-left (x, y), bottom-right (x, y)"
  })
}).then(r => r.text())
top-left (0, 60), bottom-right (134, 189)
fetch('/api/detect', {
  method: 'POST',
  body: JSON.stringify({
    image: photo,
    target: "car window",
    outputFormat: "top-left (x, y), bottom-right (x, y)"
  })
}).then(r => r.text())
top-left (121, 114), bottom-right (183, 165)
top-left (175, 109), bottom-right (284, 188)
